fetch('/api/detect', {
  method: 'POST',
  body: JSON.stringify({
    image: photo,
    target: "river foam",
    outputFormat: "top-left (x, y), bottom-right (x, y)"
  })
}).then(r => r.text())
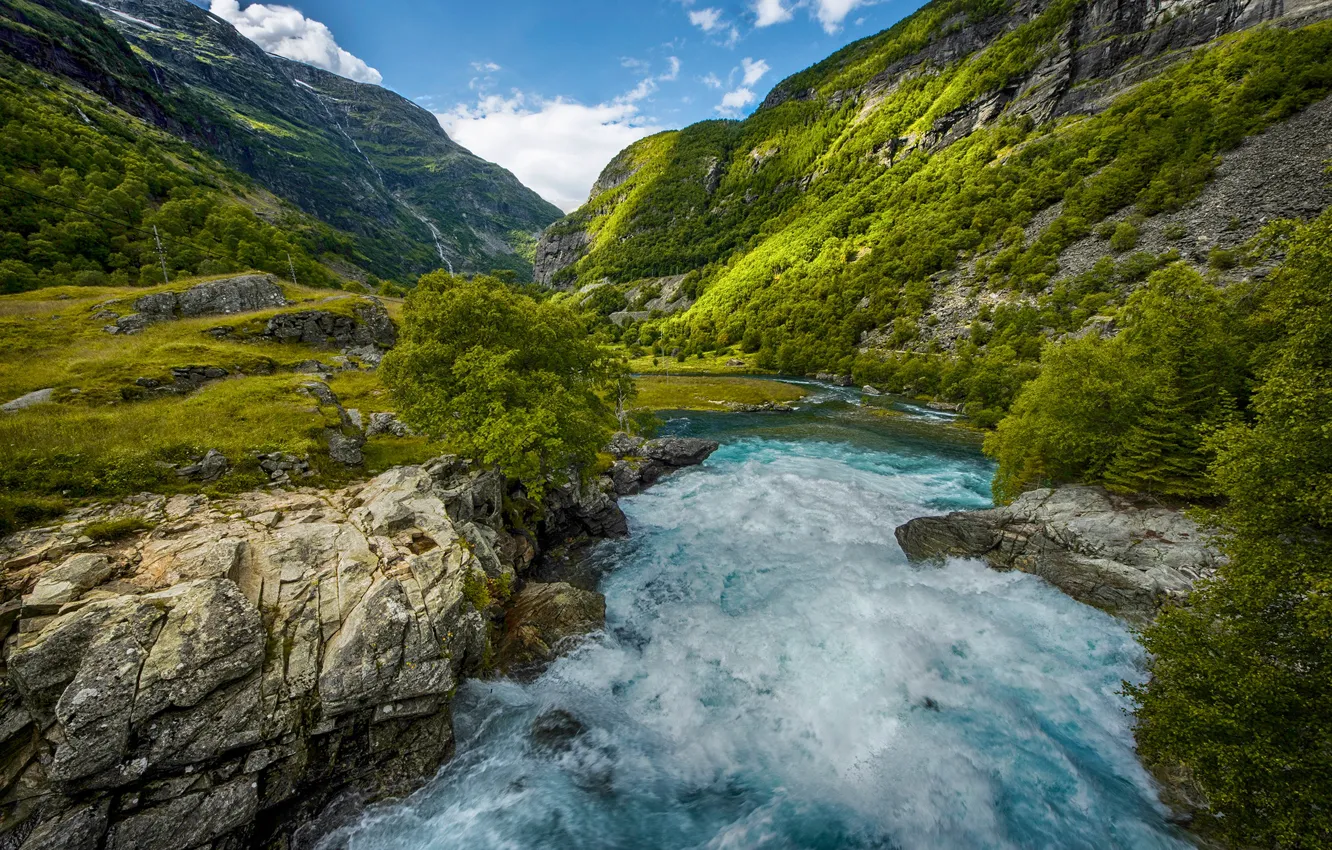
top-left (332, 430), bottom-right (1191, 850)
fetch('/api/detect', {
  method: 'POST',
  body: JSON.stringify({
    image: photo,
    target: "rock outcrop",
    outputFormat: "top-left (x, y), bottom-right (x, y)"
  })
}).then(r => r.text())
top-left (106, 275), bottom-right (289, 334)
top-left (495, 583), bottom-right (607, 677)
top-left (604, 434), bottom-right (721, 497)
top-left (895, 485), bottom-right (1221, 623)
top-left (262, 299), bottom-right (397, 352)
top-left (0, 461), bottom-right (514, 849)
top-left (0, 432), bottom-right (722, 847)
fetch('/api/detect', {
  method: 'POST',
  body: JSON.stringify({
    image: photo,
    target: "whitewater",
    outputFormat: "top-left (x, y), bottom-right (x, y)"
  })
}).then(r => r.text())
top-left (330, 397), bottom-right (1193, 850)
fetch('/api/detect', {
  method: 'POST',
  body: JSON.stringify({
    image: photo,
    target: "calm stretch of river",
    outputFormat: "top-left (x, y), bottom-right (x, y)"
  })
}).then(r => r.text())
top-left (332, 387), bottom-right (1193, 850)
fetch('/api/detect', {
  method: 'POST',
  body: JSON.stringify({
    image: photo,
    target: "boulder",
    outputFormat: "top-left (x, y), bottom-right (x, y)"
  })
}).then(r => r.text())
top-left (176, 449), bottom-right (229, 482)
top-left (365, 412), bottom-right (414, 439)
top-left (496, 582), bottom-right (606, 675)
top-left (895, 486), bottom-right (1221, 623)
top-left (1, 388), bottom-right (54, 413)
top-left (642, 437), bottom-right (720, 468)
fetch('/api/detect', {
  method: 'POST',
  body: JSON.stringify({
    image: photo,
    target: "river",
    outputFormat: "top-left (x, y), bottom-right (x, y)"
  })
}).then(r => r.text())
top-left (329, 386), bottom-right (1193, 850)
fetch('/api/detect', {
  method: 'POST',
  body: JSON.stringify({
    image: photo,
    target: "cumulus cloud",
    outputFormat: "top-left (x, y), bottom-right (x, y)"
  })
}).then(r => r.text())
top-left (813, 0), bottom-right (873, 31)
top-left (741, 57), bottom-right (770, 86)
top-left (753, 0), bottom-right (794, 26)
top-left (717, 87), bottom-right (757, 116)
top-left (745, 0), bottom-right (876, 33)
top-left (701, 72), bottom-right (723, 89)
top-left (438, 64), bottom-right (684, 213)
top-left (688, 7), bottom-right (725, 32)
top-left (209, 0), bottom-right (382, 84)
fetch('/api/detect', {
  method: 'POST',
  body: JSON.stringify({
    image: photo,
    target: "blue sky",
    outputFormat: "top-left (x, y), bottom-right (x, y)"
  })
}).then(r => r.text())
top-left (205, 0), bottom-right (928, 211)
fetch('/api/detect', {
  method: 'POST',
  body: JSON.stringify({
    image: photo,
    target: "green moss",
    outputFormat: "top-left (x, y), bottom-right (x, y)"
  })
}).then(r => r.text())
top-left (634, 376), bottom-right (809, 411)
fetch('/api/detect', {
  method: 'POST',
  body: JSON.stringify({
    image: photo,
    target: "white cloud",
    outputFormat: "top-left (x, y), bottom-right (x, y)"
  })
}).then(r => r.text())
top-left (813, 0), bottom-right (872, 32)
top-left (741, 57), bottom-right (770, 86)
top-left (688, 7), bottom-right (725, 32)
top-left (209, 0), bottom-right (382, 84)
top-left (701, 72), bottom-right (723, 89)
top-left (662, 56), bottom-right (682, 81)
top-left (716, 87), bottom-right (756, 116)
top-left (471, 60), bottom-right (501, 73)
top-left (438, 86), bottom-right (665, 213)
top-left (753, 0), bottom-right (794, 26)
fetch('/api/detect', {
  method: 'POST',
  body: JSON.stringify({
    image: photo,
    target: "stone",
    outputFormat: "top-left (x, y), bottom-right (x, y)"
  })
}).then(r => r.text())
top-left (176, 449), bottom-right (229, 482)
top-left (327, 430), bottom-right (365, 466)
top-left (726, 359), bottom-right (746, 367)
top-left (24, 554), bottom-right (114, 614)
top-left (641, 437), bottom-right (720, 468)
top-left (1, 388), bottom-right (54, 413)
top-left (605, 432), bottom-right (645, 459)
top-left (863, 385), bottom-right (882, 396)
top-left (895, 486), bottom-right (1221, 623)
top-left (496, 582), bottom-right (606, 675)
top-left (365, 412), bottom-right (413, 438)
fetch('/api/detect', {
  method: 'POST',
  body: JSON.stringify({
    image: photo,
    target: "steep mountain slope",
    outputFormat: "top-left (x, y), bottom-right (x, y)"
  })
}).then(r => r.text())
top-left (0, 0), bottom-right (561, 280)
top-left (537, 0), bottom-right (1332, 410)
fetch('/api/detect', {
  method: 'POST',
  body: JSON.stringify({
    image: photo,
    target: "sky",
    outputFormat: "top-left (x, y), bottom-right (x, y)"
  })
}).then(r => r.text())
top-left (203, 0), bottom-right (927, 212)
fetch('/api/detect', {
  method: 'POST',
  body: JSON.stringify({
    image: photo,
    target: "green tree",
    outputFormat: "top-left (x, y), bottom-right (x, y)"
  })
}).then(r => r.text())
top-left (1129, 212), bottom-right (1332, 848)
top-left (380, 272), bottom-right (615, 501)
top-left (1102, 381), bottom-right (1208, 497)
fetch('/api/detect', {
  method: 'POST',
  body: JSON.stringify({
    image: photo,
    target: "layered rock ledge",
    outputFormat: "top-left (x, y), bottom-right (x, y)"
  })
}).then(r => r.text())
top-left (0, 436), bottom-right (718, 848)
top-left (895, 486), bottom-right (1221, 623)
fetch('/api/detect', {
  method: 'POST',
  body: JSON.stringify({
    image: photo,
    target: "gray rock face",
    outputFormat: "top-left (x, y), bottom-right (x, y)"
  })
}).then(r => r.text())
top-left (895, 485), bottom-right (1221, 623)
top-left (533, 227), bottom-right (591, 288)
top-left (0, 460), bottom-right (531, 848)
top-left (1, 388), bottom-right (54, 413)
top-left (264, 299), bottom-right (397, 350)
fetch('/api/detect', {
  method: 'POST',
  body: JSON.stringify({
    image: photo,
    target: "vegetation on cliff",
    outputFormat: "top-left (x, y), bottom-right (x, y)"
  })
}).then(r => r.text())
top-left (545, 6), bottom-right (1332, 427)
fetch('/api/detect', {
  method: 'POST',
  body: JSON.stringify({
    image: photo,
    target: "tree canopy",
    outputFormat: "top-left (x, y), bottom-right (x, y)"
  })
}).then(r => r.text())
top-left (381, 273), bottom-right (615, 501)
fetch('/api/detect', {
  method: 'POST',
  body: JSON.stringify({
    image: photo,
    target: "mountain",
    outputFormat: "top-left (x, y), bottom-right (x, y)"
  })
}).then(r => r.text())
top-left (0, 0), bottom-right (561, 282)
top-left (536, 0), bottom-right (1332, 414)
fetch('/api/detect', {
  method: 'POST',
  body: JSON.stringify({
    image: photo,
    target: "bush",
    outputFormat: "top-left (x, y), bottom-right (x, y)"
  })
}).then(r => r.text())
top-left (1109, 222), bottom-right (1139, 252)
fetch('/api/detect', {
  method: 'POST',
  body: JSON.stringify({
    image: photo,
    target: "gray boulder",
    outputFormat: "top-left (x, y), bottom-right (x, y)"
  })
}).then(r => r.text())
top-left (366, 412), bottom-right (414, 439)
top-left (23, 554), bottom-right (114, 615)
top-left (602, 434), bottom-right (719, 496)
top-left (895, 486), bottom-right (1221, 623)
top-left (176, 449), bottom-right (229, 482)
top-left (1, 388), bottom-right (54, 413)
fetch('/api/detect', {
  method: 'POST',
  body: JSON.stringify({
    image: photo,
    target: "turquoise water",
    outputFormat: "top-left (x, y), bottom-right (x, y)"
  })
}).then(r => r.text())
top-left (331, 393), bottom-right (1193, 850)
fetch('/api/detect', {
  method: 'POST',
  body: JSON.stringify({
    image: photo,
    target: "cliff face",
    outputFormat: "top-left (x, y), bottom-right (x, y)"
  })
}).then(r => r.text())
top-left (534, 0), bottom-right (1332, 367)
top-left (0, 0), bottom-right (561, 280)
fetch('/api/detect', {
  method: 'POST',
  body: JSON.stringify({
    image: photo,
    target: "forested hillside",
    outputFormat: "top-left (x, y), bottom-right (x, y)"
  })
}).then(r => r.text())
top-left (0, 0), bottom-right (561, 286)
top-left (537, 0), bottom-right (1332, 423)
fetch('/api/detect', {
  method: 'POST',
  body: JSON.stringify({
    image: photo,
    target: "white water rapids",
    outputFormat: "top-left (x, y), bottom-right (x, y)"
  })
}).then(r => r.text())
top-left (329, 399), bottom-right (1193, 850)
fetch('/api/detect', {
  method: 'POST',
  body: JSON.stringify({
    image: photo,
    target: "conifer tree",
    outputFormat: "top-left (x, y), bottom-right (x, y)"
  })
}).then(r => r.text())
top-left (1103, 380), bottom-right (1208, 497)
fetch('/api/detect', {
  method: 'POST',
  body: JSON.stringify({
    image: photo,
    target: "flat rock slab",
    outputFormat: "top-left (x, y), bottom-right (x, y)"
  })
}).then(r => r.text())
top-left (895, 485), bottom-right (1221, 623)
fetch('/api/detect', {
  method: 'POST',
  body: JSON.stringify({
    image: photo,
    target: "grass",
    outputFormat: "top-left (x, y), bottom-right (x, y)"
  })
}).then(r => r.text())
top-left (84, 516), bottom-right (155, 542)
top-left (0, 277), bottom-right (376, 406)
top-left (624, 349), bottom-right (773, 375)
top-left (634, 376), bottom-right (809, 411)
